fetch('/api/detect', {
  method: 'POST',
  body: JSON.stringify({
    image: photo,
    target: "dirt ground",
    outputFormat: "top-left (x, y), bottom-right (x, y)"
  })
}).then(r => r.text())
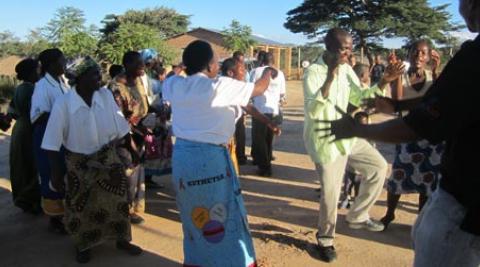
top-left (0, 80), bottom-right (419, 266)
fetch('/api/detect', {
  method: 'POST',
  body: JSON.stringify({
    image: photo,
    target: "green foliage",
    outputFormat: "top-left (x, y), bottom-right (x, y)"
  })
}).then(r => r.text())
top-left (22, 29), bottom-right (52, 57)
top-left (0, 31), bottom-right (24, 57)
top-left (98, 23), bottom-right (177, 65)
top-left (39, 6), bottom-right (99, 59)
top-left (0, 75), bottom-right (19, 101)
top-left (284, 0), bottom-right (460, 53)
top-left (59, 31), bottom-right (98, 59)
top-left (292, 45), bottom-right (325, 66)
top-left (41, 6), bottom-right (87, 42)
top-left (100, 7), bottom-right (190, 39)
top-left (222, 20), bottom-right (257, 53)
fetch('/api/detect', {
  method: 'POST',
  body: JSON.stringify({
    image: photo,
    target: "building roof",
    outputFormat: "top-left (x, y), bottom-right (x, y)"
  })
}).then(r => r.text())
top-left (170, 27), bottom-right (291, 47)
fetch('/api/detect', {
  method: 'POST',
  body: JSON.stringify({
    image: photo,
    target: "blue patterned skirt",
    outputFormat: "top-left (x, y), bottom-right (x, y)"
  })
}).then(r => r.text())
top-left (172, 138), bottom-right (256, 267)
top-left (387, 140), bottom-right (444, 196)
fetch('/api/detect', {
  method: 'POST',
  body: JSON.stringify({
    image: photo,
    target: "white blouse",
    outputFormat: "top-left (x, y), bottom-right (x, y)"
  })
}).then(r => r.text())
top-left (401, 70), bottom-right (433, 100)
top-left (41, 87), bottom-right (130, 155)
top-left (250, 66), bottom-right (285, 115)
top-left (163, 73), bottom-right (254, 145)
top-left (30, 73), bottom-right (70, 123)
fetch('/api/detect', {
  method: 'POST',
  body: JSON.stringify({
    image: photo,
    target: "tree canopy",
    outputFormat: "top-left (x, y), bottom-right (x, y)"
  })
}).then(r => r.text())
top-left (222, 20), bottom-right (256, 53)
top-left (284, 0), bottom-right (461, 52)
top-left (98, 23), bottom-right (177, 65)
top-left (100, 7), bottom-right (190, 39)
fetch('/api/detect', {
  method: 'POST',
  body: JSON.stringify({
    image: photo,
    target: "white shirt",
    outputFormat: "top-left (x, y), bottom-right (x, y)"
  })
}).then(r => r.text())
top-left (30, 73), bottom-right (70, 123)
top-left (41, 87), bottom-right (130, 155)
top-left (163, 73), bottom-right (254, 145)
top-left (250, 66), bottom-right (285, 115)
top-left (140, 73), bottom-right (159, 105)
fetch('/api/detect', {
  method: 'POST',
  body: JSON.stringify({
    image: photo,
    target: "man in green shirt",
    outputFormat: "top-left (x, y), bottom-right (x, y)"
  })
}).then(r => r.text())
top-left (303, 28), bottom-right (404, 262)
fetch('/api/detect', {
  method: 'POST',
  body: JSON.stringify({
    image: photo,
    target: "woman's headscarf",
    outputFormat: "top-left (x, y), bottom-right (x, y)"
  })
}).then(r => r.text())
top-left (66, 56), bottom-right (100, 85)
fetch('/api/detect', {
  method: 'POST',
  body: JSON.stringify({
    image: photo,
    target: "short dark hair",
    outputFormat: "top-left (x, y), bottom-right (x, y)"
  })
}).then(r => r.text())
top-left (353, 64), bottom-right (370, 79)
top-left (408, 39), bottom-right (432, 56)
top-left (15, 58), bottom-right (39, 81)
top-left (233, 51), bottom-right (244, 60)
top-left (221, 58), bottom-right (237, 76)
top-left (109, 64), bottom-right (124, 79)
top-left (122, 51), bottom-right (141, 67)
top-left (257, 50), bottom-right (267, 63)
top-left (324, 28), bottom-right (350, 52)
top-left (151, 61), bottom-right (166, 77)
top-left (261, 52), bottom-right (274, 66)
top-left (38, 48), bottom-right (63, 74)
top-left (182, 40), bottom-right (214, 76)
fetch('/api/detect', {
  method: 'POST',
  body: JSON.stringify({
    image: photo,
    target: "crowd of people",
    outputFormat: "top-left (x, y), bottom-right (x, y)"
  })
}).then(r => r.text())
top-left (0, 0), bottom-right (479, 266)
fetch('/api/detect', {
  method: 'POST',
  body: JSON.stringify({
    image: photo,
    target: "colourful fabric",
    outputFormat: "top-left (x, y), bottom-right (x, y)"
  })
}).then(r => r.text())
top-left (303, 56), bottom-right (383, 164)
top-left (109, 76), bottom-right (149, 125)
top-left (64, 143), bottom-right (132, 251)
top-left (139, 48), bottom-right (158, 63)
top-left (9, 82), bottom-right (40, 210)
top-left (172, 139), bottom-right (256, 267)
top-left (33, 120), bottom-right (65, 216)
top-left (142, 111), bottom-right (173, 177)
top-left (388, 140), bottom-right (444, 196)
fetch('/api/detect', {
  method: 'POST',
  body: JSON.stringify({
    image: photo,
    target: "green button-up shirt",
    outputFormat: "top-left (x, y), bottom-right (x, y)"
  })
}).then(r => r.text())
top-left (303, 56), bottom-right (383, 164)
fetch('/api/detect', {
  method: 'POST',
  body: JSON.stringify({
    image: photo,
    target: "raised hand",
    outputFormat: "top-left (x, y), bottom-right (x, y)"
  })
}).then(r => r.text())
top-left (315, 105), bottom-right (357, 142)
top-left (383, 62), bottom-right (405, 83)
top-left (431, 50), bottom-right (441, 74)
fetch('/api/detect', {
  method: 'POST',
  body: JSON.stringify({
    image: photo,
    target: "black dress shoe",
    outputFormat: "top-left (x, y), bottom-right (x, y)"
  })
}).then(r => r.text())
top-left (76, 249), bottom-right (91, 264)
top-left (49, 217), bottom-right (67, 235)
top-left (317, 245), bottom-right (337, 263)
top-left (116, 240), bottom-right (143, 256)
top-left (256, 168), bottom-right (272, 177)
top-left (130, 213), bottom-right (145, 225)
top-left (237, 158), bottom-right (248, 165)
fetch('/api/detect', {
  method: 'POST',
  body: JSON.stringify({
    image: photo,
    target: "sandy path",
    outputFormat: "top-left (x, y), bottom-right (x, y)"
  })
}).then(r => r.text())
top-left (0, 81), bottom-right (418, 266)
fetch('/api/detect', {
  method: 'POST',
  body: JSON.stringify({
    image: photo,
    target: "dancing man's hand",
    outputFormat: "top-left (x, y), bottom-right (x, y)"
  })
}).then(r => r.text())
top-left (382, 62), bottom-right (405, 83)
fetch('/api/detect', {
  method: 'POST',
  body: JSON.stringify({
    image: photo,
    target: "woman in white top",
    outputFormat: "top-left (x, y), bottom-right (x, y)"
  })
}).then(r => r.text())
top-left (163, 40), bottom-right (274, 267)
top-left (30, 48), bottom-right (70, 233)
top-left (42, 57), bottom-right (143, 263)
top-left (381, 40), bottom-right (444, 229)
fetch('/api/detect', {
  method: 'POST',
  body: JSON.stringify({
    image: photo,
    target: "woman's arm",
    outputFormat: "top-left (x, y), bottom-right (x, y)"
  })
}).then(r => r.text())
top-left (242, 105), bottom-right (281, 134)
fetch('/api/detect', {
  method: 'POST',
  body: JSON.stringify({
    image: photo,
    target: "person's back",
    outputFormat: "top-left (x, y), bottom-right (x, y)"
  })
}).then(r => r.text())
top-left (164, 74), bottom-right (252, 144)
top-left (251, 65), bottom-right (285, 115)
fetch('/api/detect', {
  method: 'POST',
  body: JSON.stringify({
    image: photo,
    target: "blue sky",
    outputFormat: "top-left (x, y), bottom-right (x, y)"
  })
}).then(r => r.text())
top-left (0, 0), bottom-right (475, 48)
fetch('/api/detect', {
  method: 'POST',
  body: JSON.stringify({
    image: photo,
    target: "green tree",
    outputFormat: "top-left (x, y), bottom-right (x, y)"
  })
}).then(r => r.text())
top-left (98, 23), bottom-right (177, 64)
top-left (41, 6), bottom-right (87, 42)
top-left (0, 31), bottom-right (24, 57)
top-left (100, 7), bottom-right (190, 39)
top-left (284, 0), bottom-right (460, 54)
top-left (222, 20), bottom-right (256, 53)
top-left (40, 6), bottom-right (99, 58)
top-left (59, 31), bottom-right (98, 58)
top-left (23, 29), bottom-right (52, 56)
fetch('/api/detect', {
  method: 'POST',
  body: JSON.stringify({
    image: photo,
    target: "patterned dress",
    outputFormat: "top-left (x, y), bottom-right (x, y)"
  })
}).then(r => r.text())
top-left (64, 143), bottom-right (132, 251)
top-left (387, 70), bottom-right (444, 196)
top-left (172, 139), bottom-right (256, 267)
